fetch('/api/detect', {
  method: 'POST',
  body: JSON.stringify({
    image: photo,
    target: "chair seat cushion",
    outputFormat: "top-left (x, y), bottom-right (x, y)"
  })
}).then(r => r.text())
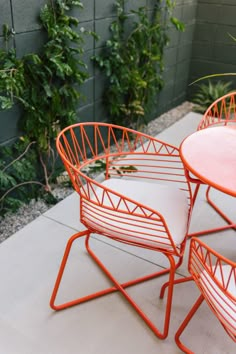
top-left (200, 265), bottom-right (236, 334)
top-left (82, 178), bottom-right (189, 250)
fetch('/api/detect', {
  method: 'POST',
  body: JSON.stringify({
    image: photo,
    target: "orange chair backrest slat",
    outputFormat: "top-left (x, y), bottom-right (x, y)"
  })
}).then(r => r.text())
top-left (198, 92), bottom-right (236, 130)
top-left (56, 123), bottom-right (193, 255)
top-left (189, 238), bottom-right (236, 341)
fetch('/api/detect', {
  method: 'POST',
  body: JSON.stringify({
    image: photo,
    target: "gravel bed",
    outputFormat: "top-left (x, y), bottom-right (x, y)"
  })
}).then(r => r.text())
top-left (0, 101), bottom-right (194, 243)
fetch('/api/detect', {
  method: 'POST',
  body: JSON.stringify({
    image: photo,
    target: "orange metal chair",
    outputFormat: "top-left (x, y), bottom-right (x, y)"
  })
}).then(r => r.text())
top-left (189, 91), bottom-right (236, 237)
top-left (198, 91), bottom-right (236, 130)
top-left (175, 237), bottom-right (236, 353)
top-left (50, 122), bottom-right (193, 339)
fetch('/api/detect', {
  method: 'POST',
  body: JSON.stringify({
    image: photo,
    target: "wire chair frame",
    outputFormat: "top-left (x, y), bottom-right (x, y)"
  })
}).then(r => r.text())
top-left (198, 91), bottom-right (236, 130)
top-left (175, 237), bottom-right (236, 353)
top-left (188, 92), bottom-right (236, 237)
top-left (50, 122), bottom-right (193, 339)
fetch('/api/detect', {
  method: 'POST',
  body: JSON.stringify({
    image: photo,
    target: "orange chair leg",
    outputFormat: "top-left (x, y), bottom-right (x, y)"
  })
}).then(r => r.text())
top-left (188, 185), bottom-right (236, 237)
top-left (50, 231), bottom-right (171, 311)
top-left (50, 230), bottom-right (91, 310)
top-left (206, 186), bottom-right (236, 229)
top-left (160, 276), bottom-right (193, 299)
top-left (50, 232), bottom-right (181, 339)
top-left (175, 295), bottom-right (204, 354)
top-left (50, 230), bottom-right (148, 310)
top-left (86, 235), bottom-right (178, 339)
top-left (192, 182), bottom-right (201, 205)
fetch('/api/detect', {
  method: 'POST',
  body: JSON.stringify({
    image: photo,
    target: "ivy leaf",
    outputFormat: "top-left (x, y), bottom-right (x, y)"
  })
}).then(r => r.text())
top-left (0, 96), bottom-right (13, 109)
top-left (71, 0), bottom-right (83, 8)
top-left (0, 170), bottom-right (16, 188)
top-left (171, 17), bottom-right (185, 32)
top-left (43, 84), bottom-right (52, 97)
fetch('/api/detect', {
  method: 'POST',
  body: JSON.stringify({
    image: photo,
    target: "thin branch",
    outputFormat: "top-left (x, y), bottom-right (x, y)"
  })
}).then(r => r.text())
top-left (47, 145), bottom-right (57, 181)
top-left (0, 69), bottom-right (16, 73)
top-left (190, 73), bottom-right (236, 86)
top-left (0, 181), bottom-right (45, 204)
top-left (2, 141), bottom-right (36, 173)
top-left (50, 0), bottom-right (57, 23)
top-left (39, 153), bottom-right (51, 192)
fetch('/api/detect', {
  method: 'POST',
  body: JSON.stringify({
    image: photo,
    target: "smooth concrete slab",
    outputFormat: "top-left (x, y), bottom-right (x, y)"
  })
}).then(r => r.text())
top-left (0, 320), bottom-right (47, 354)
top-left (1, 112), bottom-right (235, 354)
top-left (0, 216), bottom-right (235, 354)
top-left (156, 111), bottom-right (201, 145)
top-left (44, 192), bottom-right (83, 231)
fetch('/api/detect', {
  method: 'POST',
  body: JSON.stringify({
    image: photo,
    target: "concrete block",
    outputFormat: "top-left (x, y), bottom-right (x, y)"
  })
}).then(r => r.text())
top-left (81, 49), bottom-right (94, 77)
top-left (95, 17), bottom-right (114, 48)
top-left (167, 27), bottom-right (180, 48)
top-left (78, 77), bottom-right (94, 108)
top-left (197, 3), bottom-right (220, 24)
top-left (179, 23), bottom-right (195, 44)
top-left (124, 0), bottom-right (147, 14)
top-left (212, 43), bottom-right (236, 65)
top-left (78, 21), bottom-right (94, 52)
top-left (95, 0), bottom-right (116, 19)
top-left (164, 46), bottom-right (178, 67)
top-left (71, 0), bottom-right (94, 22)
top-left (94, 74), bottom-right (107, 101)
top-left (194, 22), bottom-right (217, 42)
top-left (177, 43), bottom-right (192, 62)
top-left (217, 4), bottom-right (236, 26)
top-left (77, 103), bottom-right (94, 122)
top-left (191, 41), bottom-right (213, 60)
top-left (11, 0), bottom-right (45, 32)
top-left (0, 0), bottom-right (12, 35)
top-left (94, 99), bottom-right (108, 123)
top-left (15, 30), bottom-right (46, 57)
top-left (0, 105), bottom-right (21, 144)
top-left (182, 2), bottom-right (197, 24)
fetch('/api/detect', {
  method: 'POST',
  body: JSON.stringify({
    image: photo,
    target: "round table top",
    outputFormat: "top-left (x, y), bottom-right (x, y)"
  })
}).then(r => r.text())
top-left (180, 126), bottom-right (236, 197)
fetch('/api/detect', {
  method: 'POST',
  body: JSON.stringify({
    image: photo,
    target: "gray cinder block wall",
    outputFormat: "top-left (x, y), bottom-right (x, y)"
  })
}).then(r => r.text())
top-left (188, 0), bottom-right (236, 98)
top-left (156, 0), bottom-right (197, 119)
top-left (0, 0), bottom-right (235, 145)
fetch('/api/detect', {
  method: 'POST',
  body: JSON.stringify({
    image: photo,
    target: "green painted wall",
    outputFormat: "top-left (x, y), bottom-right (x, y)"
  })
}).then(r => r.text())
top-left (3, 0), bottom-right (234, 145)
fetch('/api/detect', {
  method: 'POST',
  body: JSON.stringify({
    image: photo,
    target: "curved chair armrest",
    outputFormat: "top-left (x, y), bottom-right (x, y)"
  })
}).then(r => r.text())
top-left (189, 237), bottom-right (236, 298)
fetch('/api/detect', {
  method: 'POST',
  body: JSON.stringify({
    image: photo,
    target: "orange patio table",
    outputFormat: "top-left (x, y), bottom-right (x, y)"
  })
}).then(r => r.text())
top-left (180, 126), bottom-right (236, 236)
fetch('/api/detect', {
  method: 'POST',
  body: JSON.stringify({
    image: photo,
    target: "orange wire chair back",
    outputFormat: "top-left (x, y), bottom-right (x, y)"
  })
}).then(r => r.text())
top-left (198, 91), bottom-right (236, 130)
top-left (189, 238), bottom-right (236, 341)
top-left (56, 122), bottom-right (192, 255)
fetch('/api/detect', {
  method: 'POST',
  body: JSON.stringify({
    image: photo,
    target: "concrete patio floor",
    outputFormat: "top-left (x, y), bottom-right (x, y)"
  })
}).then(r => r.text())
top-left (0, 112), bottom-right (235, 354)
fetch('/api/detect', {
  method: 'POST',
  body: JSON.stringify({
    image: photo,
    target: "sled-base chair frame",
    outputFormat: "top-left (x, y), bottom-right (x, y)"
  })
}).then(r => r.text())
top-left (189, 92), bottom-right (236, 237)
top-left (50, 122), bottom-right (193, 339)
top-left (175, 237), bottom-right (236, 353)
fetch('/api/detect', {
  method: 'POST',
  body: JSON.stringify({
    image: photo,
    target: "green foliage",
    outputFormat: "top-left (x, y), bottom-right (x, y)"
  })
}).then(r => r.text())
top-left (113, 165), bottom-right (138, 175)
top-left (81, 159), bottom-right (138, 177)
top-left (0, 0), bottom-right (93, 192)
top-left (93, 0), bottom-right (184, 128)
top-left (0, 138), bottom-right (40, 215)
top-left (21, 0), bottom-right (88, 149)
top-left (192, 80), bottom-right (232, 113)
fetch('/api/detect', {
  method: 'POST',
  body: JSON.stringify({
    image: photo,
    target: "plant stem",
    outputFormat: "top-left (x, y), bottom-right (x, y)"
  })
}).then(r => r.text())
top-left (0, 181), bottom-right (45, 205)
top-left (2, 141), bottom-right (36, 172)
top-left (39, 153), bottom-right (51, 192)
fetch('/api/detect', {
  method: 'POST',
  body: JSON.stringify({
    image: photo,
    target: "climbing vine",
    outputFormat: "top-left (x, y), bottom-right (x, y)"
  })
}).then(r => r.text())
top-left (0, 0), bottom-right (93, 214)
top-left (93, 0), bottom-right (184, 129)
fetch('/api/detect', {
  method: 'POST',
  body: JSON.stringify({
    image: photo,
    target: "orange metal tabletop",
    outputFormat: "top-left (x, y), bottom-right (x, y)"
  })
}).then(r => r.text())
top-left (180, 126), bottom-right (236, 197)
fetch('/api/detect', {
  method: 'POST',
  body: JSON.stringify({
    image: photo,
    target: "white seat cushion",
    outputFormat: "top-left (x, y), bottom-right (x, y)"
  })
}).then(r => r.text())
top-left (82, 178), bottom-right (189, 250)
top-left (200, 265), bottom-right (236, 333)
